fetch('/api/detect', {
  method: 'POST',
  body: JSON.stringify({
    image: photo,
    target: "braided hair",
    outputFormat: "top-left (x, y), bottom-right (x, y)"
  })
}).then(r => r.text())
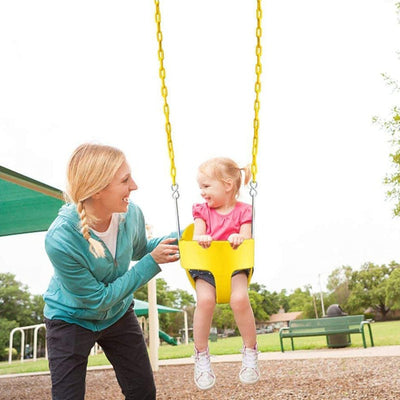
top-left (66, 143), bottom-right (125, 258)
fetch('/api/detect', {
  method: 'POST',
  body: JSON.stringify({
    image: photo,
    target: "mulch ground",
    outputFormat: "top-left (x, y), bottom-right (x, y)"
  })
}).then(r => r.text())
top-left (1, 357), bottom-right (400, 399)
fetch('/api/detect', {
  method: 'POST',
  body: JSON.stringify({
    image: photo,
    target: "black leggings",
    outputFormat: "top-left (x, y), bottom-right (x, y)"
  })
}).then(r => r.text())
top-left (45, 304), bottom-right (155, 400)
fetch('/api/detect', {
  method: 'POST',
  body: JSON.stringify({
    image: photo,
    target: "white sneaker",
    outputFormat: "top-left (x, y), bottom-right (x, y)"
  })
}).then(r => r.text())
top-left (194, 348), bottom-right (216, 390)
top-left (239, 345), bottom-right (260, 384)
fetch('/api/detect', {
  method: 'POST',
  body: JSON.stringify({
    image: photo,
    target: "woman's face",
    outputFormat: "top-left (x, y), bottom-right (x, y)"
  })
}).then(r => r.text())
top-left (96, 161), bottom-right (137, 214)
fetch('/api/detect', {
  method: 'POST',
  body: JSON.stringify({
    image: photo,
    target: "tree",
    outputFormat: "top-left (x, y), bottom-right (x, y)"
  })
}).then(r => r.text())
top-left (0, 273), bottom-right (34, 326)
top-left (373, 2), bottom-right (400, 215)
top-left (347, 262), bottom-right (396, 318)
top-left (212, 304), bottom-right (235, 331)
top-left (27, 295), bottom-right (45, 325)
top-left (286, 286), bottom-right (316, 318)
top-left (386, 263), bottom-right (400, 308)
top-left (0, 318), bottom-right (18, 361)
top-left (171, 289), bottom-right (195, 309)
top-left (248, 290), bottom-right (268, 321)
top-left (326, 265), bottom-right (353, 307)
top-left (249, 283), bottom-right (284, 316)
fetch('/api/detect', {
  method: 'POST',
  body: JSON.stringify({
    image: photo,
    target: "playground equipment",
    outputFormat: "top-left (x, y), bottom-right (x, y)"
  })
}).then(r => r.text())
top-left (9, 323), bottom-right (46, 363)
top-left (159, 329), bottom-right (178, 346)
top-left (154, 0), bottom-right (262, 303)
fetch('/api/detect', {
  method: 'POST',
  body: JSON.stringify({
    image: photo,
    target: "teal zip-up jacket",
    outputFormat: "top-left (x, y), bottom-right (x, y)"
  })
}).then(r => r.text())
top-left (43, 202), bottom-right (172, 332)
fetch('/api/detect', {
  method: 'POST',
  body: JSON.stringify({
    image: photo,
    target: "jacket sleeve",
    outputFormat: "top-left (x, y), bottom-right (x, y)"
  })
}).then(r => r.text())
top-left (129, 205), bottom-right (178, 260)
top-left (45, 234), bottom-right (161, 319)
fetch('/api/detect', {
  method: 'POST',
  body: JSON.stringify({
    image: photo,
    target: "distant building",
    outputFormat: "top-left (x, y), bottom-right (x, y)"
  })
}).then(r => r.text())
top-left (257, 308), bottom-right (303, 331)
top-left (364, 307), bottom-right (400, 321)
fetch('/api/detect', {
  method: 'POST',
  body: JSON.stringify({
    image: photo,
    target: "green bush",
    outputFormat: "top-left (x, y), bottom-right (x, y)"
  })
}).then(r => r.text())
top-left (364, 312), bottom-right (375, 320)
top-left (1, 347), bottom-right (17, 361)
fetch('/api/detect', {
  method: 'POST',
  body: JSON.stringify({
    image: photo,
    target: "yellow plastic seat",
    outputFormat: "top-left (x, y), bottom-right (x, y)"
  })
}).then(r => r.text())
top-left (179, 224), bottom-right (254, 304)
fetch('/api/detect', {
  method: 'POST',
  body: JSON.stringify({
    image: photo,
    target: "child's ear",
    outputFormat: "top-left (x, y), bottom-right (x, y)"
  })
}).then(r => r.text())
top-left (224, 178), bottom-right (234, 192)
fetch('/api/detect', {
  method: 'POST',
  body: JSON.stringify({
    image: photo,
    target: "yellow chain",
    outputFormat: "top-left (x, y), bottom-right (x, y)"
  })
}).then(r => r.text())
top-left (154, 0), bottom-right (177, 186)
top-left (154, 0), bottom-right (262, 185)
top-left (252, 0), bottom-right (262, 183)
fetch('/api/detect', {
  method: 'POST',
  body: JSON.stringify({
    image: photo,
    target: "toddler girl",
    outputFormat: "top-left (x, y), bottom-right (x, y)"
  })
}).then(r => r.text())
top-left (190, 157), bottom-right (259, 390)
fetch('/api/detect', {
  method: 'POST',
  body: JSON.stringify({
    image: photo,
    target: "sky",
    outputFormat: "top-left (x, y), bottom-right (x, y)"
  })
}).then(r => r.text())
top-left (0, 0), bottom-right (400, 300)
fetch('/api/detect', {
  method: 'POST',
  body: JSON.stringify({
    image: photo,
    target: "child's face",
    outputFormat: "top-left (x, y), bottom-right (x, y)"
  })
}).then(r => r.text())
top-left (197, 171), bottom-right (230, 209)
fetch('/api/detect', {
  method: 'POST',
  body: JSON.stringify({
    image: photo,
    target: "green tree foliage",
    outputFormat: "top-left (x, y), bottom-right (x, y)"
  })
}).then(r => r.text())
top-left (249, 283), bottom-right (284, 316)
top-left (373, 2), bottom-right (400, 215)
top-left (286, 286), bottom-right (315, 318)
top-left (248, 290), bottom-right (268, 321)
top-left (212, 304), bottom-right (235, 331)
top-left (0, 273), bottom-right (47, 360)
top-left (0, 318), bottom-right (18, 360)
top-left (326, 266), bottom-right (353, 307)
top-left (28, 295), bottom-right (46, 325)
top-left (0, 273), bottom-right (38, 326)
top-left (386, 263), bottom-right (400, 308)
top-left (347, 262), bottom-right (397, 318)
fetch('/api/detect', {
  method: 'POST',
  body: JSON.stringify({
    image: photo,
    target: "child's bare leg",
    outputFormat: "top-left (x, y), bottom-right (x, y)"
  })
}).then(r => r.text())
top-left (193, 279), bottom-right (216, 352)
top-left (230, 273), bottom-right (257, 348)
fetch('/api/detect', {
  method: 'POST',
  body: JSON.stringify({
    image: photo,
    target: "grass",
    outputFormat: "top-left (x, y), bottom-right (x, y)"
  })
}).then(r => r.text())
top-left (1, 320), bottom-right (399, 376)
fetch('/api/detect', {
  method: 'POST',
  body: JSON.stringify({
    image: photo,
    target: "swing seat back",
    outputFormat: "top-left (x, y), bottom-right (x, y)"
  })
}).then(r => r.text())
top-left (179, 224), bottom-right (254, 304)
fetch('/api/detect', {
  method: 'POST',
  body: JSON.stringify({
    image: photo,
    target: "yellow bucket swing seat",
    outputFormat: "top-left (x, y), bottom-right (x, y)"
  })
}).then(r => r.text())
top-left (154, 0), bottom-right (262, 304)
top-left (179, 224), bottom-right (255, 304)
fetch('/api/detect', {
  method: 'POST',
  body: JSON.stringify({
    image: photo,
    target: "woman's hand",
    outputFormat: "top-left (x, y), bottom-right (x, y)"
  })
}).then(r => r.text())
top-left (228, 233), bottom-right (245, 249)
top-left (194, 234), bottom-right (213, 249)
top-left (150, 238), bottom-right (180, 264)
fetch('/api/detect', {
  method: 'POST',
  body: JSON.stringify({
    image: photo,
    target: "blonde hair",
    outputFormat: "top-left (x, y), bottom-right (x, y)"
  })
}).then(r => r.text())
top-left (66, 143), bottom-right (126, 258)
top-left (199, 157), bottom-right (251, 198)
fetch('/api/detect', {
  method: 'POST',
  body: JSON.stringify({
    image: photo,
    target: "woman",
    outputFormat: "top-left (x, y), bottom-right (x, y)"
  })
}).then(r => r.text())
top-left (43, 143), bottom-right (179, 400)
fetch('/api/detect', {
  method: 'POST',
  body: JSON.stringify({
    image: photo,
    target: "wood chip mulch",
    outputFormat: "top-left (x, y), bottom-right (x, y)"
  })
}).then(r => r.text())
top-left (1, 357), bottom-right (400, 399)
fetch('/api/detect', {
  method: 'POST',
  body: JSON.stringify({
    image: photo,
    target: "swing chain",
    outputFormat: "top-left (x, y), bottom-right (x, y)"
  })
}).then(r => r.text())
top-left (171, 184), bottom-right (181, 238)
top-left (155, 0), bottom-right (177, 187)
top-left (249, 180), bottom-right (257, 238)
top-left (155, 0), bottom-right (182, 237)
top-left (155, 0), bottom-right (262, 238)
top-left (251, 0), bottom-right (262, 183)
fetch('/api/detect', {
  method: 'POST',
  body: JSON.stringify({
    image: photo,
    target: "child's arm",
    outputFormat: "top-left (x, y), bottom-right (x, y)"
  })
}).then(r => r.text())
top-left (192, 218), bottom-right (213, 249)
top-left (228, 222), bottom-right (252, 249)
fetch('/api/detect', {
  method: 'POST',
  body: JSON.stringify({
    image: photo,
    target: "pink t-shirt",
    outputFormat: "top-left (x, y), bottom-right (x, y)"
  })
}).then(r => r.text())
top-left (192, 202), bottom-right (252, 240)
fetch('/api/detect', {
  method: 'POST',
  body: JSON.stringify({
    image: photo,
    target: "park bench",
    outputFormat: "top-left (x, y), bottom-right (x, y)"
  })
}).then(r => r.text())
top-left (279, 315), bottom-right (374, 352)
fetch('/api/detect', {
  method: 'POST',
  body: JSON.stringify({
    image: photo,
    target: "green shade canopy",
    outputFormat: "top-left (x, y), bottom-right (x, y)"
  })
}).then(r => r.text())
top-left (0, 166), bottom-right (64, 236)
top-left (133, 298), bottom-right (181, 316)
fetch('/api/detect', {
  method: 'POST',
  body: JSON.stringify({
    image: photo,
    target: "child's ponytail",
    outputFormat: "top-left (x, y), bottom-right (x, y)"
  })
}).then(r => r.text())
top-left (241, 164), bottom-right (252, 187)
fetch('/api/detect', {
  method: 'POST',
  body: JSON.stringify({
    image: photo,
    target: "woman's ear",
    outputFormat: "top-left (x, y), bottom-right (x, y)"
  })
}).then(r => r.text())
top-left (91, 191), bottom-right (102, 200)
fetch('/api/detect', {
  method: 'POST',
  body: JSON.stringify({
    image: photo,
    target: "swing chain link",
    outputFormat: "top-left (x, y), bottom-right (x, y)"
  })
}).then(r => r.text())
top-left (249, 180), bottom-right (258, 198)
top-left (155, 0), bottom-right (177, 187)
top-left (251, 0), bottom-right (262, 183)
top-left (171, 184), bottom-right (180, 200)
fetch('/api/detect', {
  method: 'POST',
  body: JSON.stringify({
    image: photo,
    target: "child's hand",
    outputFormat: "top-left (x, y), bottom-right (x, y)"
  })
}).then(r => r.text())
top-left (195, 235), bottom-right (213, 249)
top-left (228, 233), bottom-right (245, 249)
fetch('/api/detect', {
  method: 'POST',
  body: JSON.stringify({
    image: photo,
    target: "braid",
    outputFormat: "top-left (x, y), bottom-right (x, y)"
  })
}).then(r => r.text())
top-left (77, 201), bottom-right (105, 258)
